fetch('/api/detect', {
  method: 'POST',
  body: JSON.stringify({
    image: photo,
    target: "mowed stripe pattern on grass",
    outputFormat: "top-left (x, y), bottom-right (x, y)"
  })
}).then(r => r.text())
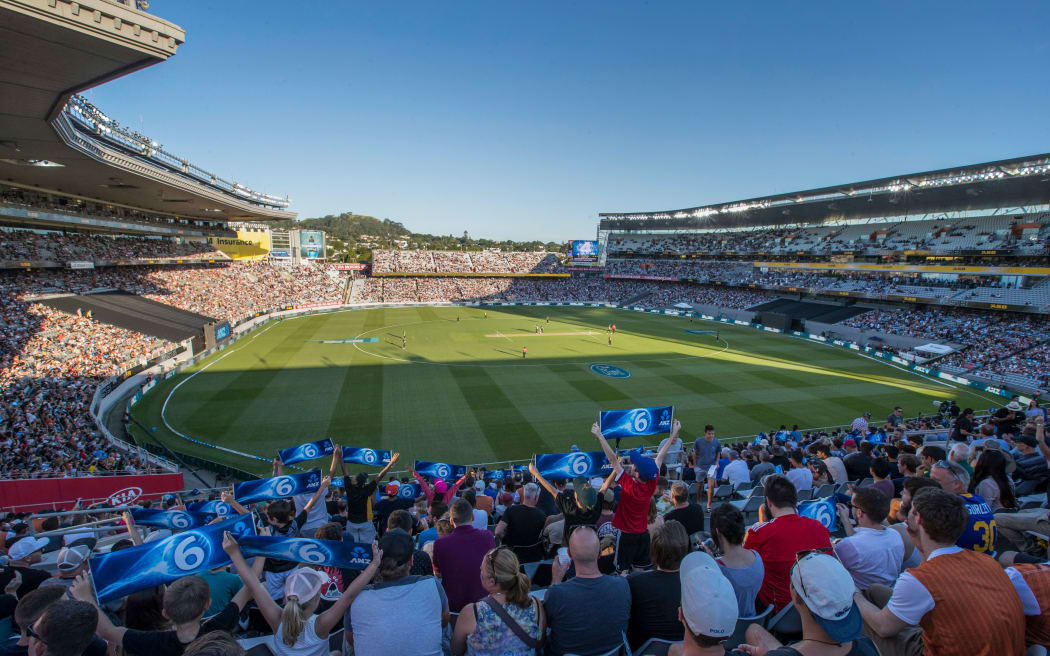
top-left (134, 306), bottom-right (998, 475)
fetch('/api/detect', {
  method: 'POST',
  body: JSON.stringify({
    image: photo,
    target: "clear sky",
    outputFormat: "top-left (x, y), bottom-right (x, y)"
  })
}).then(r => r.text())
top-left (84, 1), bottom-right (1050, 241)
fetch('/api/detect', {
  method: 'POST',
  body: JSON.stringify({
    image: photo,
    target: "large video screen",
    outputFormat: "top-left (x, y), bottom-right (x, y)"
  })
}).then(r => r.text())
top-left (570, 240), bottom-right (599, 265)
top-left (300, 230), bottom-right (325, 259)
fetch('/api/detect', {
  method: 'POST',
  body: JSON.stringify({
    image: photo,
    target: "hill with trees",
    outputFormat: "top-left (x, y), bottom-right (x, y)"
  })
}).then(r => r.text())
top-left (273, 212), bottom-right (566, 262)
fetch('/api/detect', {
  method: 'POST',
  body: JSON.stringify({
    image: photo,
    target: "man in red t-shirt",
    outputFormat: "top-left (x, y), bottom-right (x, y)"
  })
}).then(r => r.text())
top-left (744, 474), bottom-right (832, 611)
top-left (593, 418), bottom-right (681, 572)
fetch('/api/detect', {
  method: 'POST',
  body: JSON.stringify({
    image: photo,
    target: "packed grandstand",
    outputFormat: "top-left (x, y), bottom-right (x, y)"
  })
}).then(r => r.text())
top-left (4, 2), bottom-right (1050, 656)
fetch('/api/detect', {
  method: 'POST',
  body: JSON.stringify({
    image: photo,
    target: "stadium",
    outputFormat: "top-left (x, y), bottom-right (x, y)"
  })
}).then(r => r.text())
top-left (2, 2), bottom-right (1050, 656)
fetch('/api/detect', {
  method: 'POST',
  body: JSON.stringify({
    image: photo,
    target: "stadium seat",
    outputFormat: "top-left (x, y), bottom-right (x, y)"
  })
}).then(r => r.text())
top-left (710, 484), bottom-right (733, 506)
top-left (796, 488), bottom-right (813, 502)
top-left (724, 605), bottom-right (773, 650)
top-left (528, 561), bottom-right (554, 589)
top-left (815, 484), bottom-right (836, 498)
top-left (857, 478), bottom-right (874, 489)
top-left (739, 495), bottom-right (766, 526)
top-left (632, 637), bottom-right (681, 656)
top-left (767, 603), bottom-right (803, 642)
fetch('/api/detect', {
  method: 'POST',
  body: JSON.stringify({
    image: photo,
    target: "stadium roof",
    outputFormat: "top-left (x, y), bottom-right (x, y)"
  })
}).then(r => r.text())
top-left (0, 0), bottom-right (295, 222)
top-left (599, 153), bottom-right (1050, 230)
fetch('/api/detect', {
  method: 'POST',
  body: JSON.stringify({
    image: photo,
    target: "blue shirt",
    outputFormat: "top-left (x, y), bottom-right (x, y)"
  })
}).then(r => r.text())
top-left (417, 526), bottom-right (438, 549)
top-left (956, 493), bottom-right (996, 555)
top-left (715, 457), bottom-right (730, 480)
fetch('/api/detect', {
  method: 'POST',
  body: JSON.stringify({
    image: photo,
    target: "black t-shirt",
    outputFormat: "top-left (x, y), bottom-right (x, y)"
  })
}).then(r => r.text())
top-left (844, 453), bottom-right (873, 482)
top-left (121, 601), bottom-right (239, 656)
top-left (501, 504), bottom-right (545, 549)
top-left (345, 481), bottom-right (378, 523)
top-left (536, 486), bottom-right (557, 517)
top-left (555, 491), bottom-right (602, 546)
top-left (373, 497), bottom-right (413, 536)
top-left (951, 416), bottom-right (974, 442)
top-left (626, 570), bottom-right (683, 649)
top-left (663, 504), bottom-right (705, 535)
top-left (993, 408), bottom-right (1021, 437)
top-left (410, 549), bottom-right (433, 577)
top-left (0, 566), bottom-right (50, 598)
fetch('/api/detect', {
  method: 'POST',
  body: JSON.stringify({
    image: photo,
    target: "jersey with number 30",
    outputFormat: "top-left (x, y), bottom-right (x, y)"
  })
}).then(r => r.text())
top-left (956, 493), bottom-right (996, 554)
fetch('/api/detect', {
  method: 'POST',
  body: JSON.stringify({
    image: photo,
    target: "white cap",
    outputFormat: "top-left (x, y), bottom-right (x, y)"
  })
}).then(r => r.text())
top-left (143, 528), bottom-right (171, 543)
top-left (474, 480), bottom-right (485, 491)
top-left (679, 551), bottom-right (737, 638)
top-left (7, 537), bottom-right (49, 561)
top-left (790, 553), bottom-right (863, 642)
top-left (284, 567), bottom-right (326, 602)
top-left (56, 545), bottom-right (90, 571)
top-left (589, 477), bottom-right (604, 489)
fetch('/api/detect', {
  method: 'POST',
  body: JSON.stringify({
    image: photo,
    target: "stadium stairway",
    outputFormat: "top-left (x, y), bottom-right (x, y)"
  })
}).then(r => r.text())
top-left (621, 290), bottom-right (654, 306)
top-left (38, 291), bottom-right (215, 344)
top-left (750, 298), bottom-right (867, 323)
top-left (348, 278), bottom-right (366, 303)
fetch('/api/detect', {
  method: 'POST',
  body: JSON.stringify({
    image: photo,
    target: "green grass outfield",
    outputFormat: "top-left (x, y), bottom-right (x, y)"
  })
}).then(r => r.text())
top-left (130, 305), bottom-right (1000, 476)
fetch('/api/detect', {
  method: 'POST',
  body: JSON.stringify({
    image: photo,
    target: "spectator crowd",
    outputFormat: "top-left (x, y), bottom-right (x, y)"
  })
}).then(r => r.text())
top-left (371, 250), bottom-right (564, 275)
top-left (3, 405), bottom-right (1050, 655)
top-left (1, 258), bottom-right (348, 479)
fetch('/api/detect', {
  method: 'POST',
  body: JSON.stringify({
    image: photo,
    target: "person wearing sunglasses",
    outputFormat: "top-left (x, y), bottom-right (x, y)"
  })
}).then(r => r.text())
top-left (854, 487), bottom-right (1026, 656)
top-left (25, 598), bottom-right (98, 656)
top-left (737, 551), bottom-right (878, 655)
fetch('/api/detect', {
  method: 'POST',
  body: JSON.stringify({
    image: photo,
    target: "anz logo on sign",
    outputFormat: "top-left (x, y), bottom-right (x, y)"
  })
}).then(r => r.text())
top-left (590, 364), bottom-right (631, 379)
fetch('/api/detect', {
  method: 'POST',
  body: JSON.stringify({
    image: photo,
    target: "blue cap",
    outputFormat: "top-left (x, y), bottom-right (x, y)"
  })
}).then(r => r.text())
top-left (630, 447), bottom-right (659, 481)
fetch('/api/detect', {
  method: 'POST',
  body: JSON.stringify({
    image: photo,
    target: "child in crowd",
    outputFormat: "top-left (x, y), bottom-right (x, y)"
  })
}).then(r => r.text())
top-left (222, 531), bottom-right (380, 656)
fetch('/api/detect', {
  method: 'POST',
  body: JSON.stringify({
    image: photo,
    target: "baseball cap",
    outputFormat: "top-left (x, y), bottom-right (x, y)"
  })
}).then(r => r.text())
top-left (56, 545), bottom-right (90, 571)
top-left (863, 412), bottom-right (871, 417)
top-left (384, 483), bottom-right (400, 496)
top-left (843, 439), bottom-right (856, 448)
top-left (7, 536), bottom-right (49, 561)
top-left (379, 528), bottom-right (415, 566)
top-left (630, 447), bottom-right (659, 481)
top-left (679, 552), bottom-right (737, 639)
top-left (283, 567), bottom-right (326, 602)
top-left (474, 480), bottom-right (485, 492)
top-left (790, 553), bottom-right (863, 642)
top-left (144, 529), bottom-right (171, 543)
top-left (572, 477), bottom-right (598, 509)
top-left (433, 479), bottom-right (448, 494)
top-left (570, 444), bottom-right (580, 452)
top-left (1007, 401), bottom-right (1023, 411)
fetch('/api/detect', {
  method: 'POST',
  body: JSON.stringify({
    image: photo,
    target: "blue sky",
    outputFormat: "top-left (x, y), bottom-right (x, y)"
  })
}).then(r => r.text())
top-left (84, 2), bottom-right (1050, 241)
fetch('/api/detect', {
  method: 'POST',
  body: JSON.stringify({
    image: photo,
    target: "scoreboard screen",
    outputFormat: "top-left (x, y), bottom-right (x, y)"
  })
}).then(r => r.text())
top-left (570, 240), bottom-right (599, 265)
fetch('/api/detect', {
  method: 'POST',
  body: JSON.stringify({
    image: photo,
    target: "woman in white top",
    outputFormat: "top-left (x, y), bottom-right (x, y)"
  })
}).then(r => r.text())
top-left (969, 448), bottom-right (1016, 512)
top-left (223, 531), bottom-right (381, 656)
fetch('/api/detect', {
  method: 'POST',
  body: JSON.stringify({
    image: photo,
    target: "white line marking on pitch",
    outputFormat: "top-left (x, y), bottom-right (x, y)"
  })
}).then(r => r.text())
top-left (484, 331), bottom-right (598, 338)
